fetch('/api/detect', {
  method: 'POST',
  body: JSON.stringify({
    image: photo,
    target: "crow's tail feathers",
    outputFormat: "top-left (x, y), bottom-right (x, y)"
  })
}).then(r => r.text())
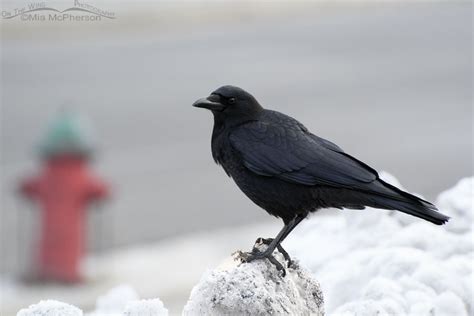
top-left (367, 179), bottom-right (450, 225)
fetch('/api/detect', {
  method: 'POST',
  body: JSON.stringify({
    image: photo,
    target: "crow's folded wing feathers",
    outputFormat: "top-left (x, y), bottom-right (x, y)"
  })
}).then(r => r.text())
top-left (229, 116), bottom-right (378, 187)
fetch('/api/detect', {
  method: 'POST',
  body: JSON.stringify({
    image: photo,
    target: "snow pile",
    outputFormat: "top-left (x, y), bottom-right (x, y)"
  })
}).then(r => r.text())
top-left (16, 286), bottom-right (168, 316)
top-left (437, 177), bottom-right (473, 233)
top-left (123, 299), bottom-right (168, 316)
top-left (183, 246), bottom-right (324, 316)
top-left (88, 285), bottom-right (168, 316)
top-left (92, 285), bottom-right (139, 315)
top-left (17, 300), bottom-right (82, 316)
top-left (12, 175), bottom-right (472, 316)
top-left (286, 174), bottom-right (473, 316)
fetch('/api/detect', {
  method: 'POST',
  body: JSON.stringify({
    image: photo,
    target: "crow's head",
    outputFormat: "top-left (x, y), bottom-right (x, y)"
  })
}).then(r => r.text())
top-left (193, 86), bottom-right (263, 121)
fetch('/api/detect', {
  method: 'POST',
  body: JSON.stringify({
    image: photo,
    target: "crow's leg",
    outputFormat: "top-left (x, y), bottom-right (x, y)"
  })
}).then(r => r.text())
top-left (253, 213), bottom-right (305, 258)
top-left (259, 213), bottom-right (305, 266)
top-left (241, 214), bottom-right (306, 275)
top-left (254, 237), bottom-right (292, 266)
top-left (280, 214), bottom-right (306, 241)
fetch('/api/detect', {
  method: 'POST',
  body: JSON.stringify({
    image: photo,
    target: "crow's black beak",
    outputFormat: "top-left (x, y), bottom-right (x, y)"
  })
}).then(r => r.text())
top-left (192, 94), bottom-right (225, 111)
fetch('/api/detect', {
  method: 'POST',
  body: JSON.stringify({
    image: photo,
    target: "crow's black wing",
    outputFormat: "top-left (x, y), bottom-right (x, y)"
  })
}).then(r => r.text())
top-left (229, 112), bottom-right (378, 187)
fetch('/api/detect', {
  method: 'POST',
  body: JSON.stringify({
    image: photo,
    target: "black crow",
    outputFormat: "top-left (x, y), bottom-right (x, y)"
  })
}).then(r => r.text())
top-left (193, 85), bottom-right (449, 275)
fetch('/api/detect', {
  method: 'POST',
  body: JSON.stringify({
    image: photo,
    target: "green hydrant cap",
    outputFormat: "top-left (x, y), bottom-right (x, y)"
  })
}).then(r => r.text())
top-left (38, 111), bottom-right (95, 158)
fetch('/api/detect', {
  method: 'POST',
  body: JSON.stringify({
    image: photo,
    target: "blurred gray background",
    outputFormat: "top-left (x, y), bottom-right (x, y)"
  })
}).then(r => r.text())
top-left (1, 1), bottom-right (472, 275)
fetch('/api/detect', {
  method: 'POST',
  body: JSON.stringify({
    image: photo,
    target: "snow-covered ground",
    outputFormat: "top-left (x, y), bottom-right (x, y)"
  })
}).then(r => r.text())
top-left (16, 288), bottom-right (169, 316)
top-left (286, 173), bottom-right (473, 315)
top-left (2, 174), bottom-right (472, 315)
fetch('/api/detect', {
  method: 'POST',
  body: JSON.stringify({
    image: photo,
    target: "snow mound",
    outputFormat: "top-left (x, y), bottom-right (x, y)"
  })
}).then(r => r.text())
top-left (16, 287), bottom-right (169, 316)
top-left (17, 300), bottom-right (82, 316)
top-left (286, 174), bottom-right (473, 315)
top-left (87, 285), bottom-right (169, 316)
top-left (93, 284), bottom-right (139, 315)
top-left (183, 244), bottom-right (324, 316)
top-left (123, 299), bottom-right (168, 316)
top-left (437, 177), bottom-right (473, 233)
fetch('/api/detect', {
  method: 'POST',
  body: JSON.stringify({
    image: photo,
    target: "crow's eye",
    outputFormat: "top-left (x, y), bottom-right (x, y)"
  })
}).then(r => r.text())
top-left (228, 98), bottom-right (236, 105)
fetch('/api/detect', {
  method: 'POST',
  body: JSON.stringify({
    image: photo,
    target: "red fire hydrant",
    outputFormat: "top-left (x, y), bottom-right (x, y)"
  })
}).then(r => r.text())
top-left (19, 112), bottom-right (109, 283)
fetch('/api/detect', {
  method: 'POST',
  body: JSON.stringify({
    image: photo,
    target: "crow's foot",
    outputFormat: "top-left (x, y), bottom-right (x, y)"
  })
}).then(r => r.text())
top-left (238, 249), bottom-right (286, 277)
top-left (254, 237), bottom-right (293, 268)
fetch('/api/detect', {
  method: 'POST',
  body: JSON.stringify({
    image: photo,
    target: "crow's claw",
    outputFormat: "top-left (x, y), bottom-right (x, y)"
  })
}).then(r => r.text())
top-left (266, 254), bottom-right (286, 277)
top-left (238, 249), bottom-right (286, 277)
top-left (254, 237), bottom-right (293, 268)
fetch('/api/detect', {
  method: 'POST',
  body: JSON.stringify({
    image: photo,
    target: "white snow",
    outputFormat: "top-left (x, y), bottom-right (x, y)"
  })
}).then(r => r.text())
top-left (183, 247), bottom-right (324, 315)
top-left (87, 285), bottom-right (168, 316)
top-left (93, 285), bottom-right (139, 315)
top-left (16, 286), bottom-right (168, 316)
top-left (436, 177), bottom-right (473, 233)
top-left (17, 300), bottom-right (82, 316)
top-left (285, 174), bottom-right (473, 316)
top-left (8, 174), bottom-right (473, 316)
top-left (123, 299), bottom-right (168, 316)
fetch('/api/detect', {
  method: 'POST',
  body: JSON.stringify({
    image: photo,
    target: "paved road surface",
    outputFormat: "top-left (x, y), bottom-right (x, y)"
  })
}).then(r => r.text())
top-left (1, 2), bottom-right (472, 275)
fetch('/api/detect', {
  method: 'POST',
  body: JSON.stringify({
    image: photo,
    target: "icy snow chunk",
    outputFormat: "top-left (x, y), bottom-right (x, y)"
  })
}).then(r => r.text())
top-left (183, 245), bottom-right (324, 316)
top-left (17, 300), bottom-right (82, 316)
top-left (123, 298), bottom-right (168, 316)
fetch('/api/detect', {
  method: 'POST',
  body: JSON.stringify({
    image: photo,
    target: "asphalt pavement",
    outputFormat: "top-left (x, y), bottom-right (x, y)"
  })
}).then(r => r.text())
top-left (1, 2), bottom-right (471, 276)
